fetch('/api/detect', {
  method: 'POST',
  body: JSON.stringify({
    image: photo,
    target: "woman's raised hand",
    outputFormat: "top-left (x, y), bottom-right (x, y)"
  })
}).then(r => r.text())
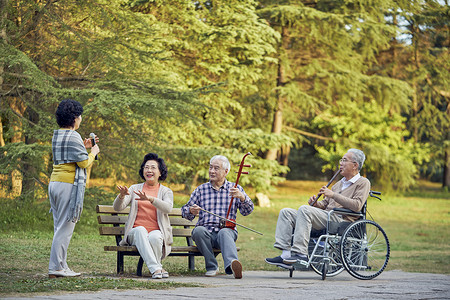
top-left (116, 185), bottom-right (129, 199)
top-left (134, 190), bottom-right (154, 203)
top-left (83, 135), bottom-right (99, 148)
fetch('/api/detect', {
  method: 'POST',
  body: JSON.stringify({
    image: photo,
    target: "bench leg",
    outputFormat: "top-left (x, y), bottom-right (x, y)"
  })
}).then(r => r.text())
top-left (117, 252), bottom-right (124, 274)
top-left (137, 257), bottom-right (144, 276)
top-left (188, 255), bottom-right (195, 271)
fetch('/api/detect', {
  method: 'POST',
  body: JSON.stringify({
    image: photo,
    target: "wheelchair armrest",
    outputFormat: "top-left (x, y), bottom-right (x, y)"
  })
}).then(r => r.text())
top-left (332, 207), bottom-right (363, 216)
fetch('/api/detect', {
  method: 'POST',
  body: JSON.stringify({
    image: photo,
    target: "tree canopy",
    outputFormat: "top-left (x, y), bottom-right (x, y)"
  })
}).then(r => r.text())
top-left (1, 0), bottom-right (448, 202)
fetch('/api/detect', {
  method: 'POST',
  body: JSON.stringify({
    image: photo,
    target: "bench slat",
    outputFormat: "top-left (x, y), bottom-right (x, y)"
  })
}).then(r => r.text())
top-left (104, 245), bottom-right (234, 253)
top-left (169, 217), bottom-right (196, 226)
top-left (98, 215), bottom-right (195, 226)
top-left (172, 228), bottom-right (193, 237)
top-left (99, 227), bottom-right (193, 237)
top-left (98, 215), bottom-right (128, 224)
top-left (97, 205), bottom-right (184, 216)
top-left (97, 205), bottom-right (130, 214)
top-left (169, 207), bottom-right (182, 216)
top-left (99, 226), bottom-right (124, 235)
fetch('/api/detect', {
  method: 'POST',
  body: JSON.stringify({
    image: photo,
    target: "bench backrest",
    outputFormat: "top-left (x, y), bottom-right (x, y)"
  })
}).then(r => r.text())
top-left (96, 205), bottom-right (197, 245)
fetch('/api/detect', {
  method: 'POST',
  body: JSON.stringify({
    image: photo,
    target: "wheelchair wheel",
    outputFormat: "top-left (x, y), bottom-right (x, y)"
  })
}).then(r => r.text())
top-left (308, 237), bottom-right (344, 278)
top-left (340, 220), bottom-right (390, 280)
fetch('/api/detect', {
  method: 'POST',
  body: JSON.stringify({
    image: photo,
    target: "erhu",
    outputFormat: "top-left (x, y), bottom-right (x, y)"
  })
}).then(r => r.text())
top-left (220, 152), bottom-right (252, 230)
top-left (310, 167), bottom-right (341, 207)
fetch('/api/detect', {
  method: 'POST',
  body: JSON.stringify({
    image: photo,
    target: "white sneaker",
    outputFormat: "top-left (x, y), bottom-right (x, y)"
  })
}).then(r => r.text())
top-left (48, 270), bottom-right (66, 278)
top-left (205, 268), bottom-right (219, 277)
top-left (65, 268), bottom-right (81, 277)
top-left (48, 269), bottom-right (80, 278)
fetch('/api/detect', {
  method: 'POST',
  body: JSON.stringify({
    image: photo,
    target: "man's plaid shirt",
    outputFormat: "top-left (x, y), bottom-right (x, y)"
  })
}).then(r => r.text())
top-left (181, 179), bottom-right (254, 232)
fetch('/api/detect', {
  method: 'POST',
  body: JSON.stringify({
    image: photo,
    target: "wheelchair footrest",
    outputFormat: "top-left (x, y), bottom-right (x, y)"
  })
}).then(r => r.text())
top-left (293, 260), bottom-right (309, 270)
top-left (277, 265), bottom-right (293, 271)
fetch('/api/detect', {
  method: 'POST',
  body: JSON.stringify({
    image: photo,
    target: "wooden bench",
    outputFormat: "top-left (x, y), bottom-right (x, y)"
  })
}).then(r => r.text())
top-left (96, 205), bottom-right (239, 276)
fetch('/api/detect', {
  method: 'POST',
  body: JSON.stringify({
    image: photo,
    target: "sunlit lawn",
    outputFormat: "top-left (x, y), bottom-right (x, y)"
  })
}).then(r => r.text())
top-left (0, 180), bottom-right (448, 295)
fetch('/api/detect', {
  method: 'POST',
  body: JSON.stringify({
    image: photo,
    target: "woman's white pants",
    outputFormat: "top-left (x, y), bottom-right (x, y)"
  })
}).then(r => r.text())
top-left (127, 226), bottom-right (163, 274)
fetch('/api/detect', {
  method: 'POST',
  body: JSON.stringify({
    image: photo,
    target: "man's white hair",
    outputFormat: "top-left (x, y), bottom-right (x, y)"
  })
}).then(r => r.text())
top-left (210, 155), bottom-right (230, 175)
top-left (348, 149), bottom-right (365, 171)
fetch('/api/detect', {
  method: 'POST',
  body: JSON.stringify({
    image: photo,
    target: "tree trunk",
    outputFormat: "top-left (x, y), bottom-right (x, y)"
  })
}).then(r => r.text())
top-left (265, 104), bottom-right (283, 160)
top-left (21, 106), bottom-right (40, 195)
top-left (278, 144), bottom-right (291, 178)
top-left (0, 117), bottom-right (4, 147)
top-left (444, 143), bottom-right (450, 188)
top-left (10, 98), bottom-right (26, 197)
top-left (412, 23), bottom-right (420, 142)
top-left (0, 0), bottom-right (7, 42)
top-left (0, 0), bottom-right (6, 148)
top-left (280, 144), bottom-right (290, 167)
top-left (265, 26), bottom-right (288, 161)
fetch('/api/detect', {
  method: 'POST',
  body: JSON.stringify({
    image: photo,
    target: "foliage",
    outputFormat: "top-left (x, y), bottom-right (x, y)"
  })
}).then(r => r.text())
top-left (373, 0), bottom-right (450, 184)
top-left (1, 0), bottom-right (449, 203)
top-left (312, 100), bottom-right (431, 190)
top-left (255, 1), bottom-right (415, 176)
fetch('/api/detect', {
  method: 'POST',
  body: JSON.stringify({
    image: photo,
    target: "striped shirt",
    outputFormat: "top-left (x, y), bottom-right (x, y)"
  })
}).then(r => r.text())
top-left (181, 180), bottom-right (254, 232)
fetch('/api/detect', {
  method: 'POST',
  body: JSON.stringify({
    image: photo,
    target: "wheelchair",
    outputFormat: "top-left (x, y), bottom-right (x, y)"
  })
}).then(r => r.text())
top-left (286, 191), bottom-right (390, 280)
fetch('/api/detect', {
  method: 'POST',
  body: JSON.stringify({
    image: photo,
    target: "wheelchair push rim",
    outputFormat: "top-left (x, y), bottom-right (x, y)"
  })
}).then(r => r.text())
top-left (340, 220), bottom-right (390, 280)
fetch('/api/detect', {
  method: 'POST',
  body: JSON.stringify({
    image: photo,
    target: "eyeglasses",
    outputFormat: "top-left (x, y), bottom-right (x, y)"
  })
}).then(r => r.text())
top-left (144, 165), bottom-right (158, 171)
top-left (339, 158), bottom-right (357, 164)
top-left (209, 165), bottom-right (223, 171)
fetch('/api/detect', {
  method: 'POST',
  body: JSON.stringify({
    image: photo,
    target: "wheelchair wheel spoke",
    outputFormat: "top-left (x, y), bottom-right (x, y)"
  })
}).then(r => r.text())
top-left (340, 220), bottom-right (390, 280)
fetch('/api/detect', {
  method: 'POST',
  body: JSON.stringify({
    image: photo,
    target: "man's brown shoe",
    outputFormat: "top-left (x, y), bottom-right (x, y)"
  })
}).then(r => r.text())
top-left (231, 259), bottom-right (242, 279)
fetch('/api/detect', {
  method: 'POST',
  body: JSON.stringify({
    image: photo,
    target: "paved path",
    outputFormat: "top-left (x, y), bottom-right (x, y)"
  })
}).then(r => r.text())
top-left (5, 270), bottom-right (450, 300)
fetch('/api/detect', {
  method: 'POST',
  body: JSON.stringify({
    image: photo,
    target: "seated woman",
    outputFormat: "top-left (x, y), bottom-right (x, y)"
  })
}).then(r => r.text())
top-left (114, 153), bottom-right (173, 279)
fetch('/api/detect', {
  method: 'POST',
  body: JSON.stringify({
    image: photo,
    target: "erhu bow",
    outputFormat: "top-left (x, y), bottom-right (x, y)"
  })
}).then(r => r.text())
top-left (310, 167), bottom-right (341, 207)
top-left (197, 207), bottom-right (263, 235)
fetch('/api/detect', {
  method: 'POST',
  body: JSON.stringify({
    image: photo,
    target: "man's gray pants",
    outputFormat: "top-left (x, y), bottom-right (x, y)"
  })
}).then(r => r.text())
top-left (274, 205), bottom-right (343, 255)
top-left (192, 226), bottom-right (238, 274)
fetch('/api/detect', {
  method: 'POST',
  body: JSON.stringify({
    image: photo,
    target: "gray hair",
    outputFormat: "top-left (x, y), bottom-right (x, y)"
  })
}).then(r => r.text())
top-left (348, 149), bottom-right (365, 171)
top-left (210, 155), bottom-right (230, 175)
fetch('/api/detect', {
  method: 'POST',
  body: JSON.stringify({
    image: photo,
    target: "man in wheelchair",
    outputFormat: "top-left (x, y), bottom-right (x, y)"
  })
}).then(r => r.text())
top-left (265, 148), bottom-right (371, 269)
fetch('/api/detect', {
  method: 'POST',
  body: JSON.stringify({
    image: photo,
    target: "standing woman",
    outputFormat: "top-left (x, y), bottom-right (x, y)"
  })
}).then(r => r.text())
top-left (48, 99), bottom-right (100, 278)
top-left (114, 153), bottom-right (173, 279)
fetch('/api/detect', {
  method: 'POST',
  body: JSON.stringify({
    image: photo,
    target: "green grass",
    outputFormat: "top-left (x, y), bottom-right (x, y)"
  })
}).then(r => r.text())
top-left (0, 276), bottom-right (201, 295)
top-left (0, 180), bottom-right (448, 296)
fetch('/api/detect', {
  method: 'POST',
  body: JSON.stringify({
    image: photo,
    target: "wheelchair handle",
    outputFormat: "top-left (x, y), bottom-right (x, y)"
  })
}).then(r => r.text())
top-left (369, 190), bottom-right (382, 201)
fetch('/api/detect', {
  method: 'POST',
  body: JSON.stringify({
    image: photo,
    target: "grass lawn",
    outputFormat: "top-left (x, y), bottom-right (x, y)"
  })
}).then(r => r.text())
top-left (0, 179), bottom-right (448, 296)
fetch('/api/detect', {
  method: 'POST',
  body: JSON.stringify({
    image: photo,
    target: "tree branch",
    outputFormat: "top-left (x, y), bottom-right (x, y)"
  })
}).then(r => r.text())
top-left (20, 0), bottom-right (58, 40)
top-left (284, 126), bottom-right (335, 141)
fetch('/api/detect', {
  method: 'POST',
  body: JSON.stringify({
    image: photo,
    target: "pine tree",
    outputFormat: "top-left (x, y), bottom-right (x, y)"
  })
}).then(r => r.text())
top-left (0, 0), bottom-right (200, 199)
top-left (375, 0), bottom-right (449, 188)
top-left (256, 0), bottom-right (425, 189)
